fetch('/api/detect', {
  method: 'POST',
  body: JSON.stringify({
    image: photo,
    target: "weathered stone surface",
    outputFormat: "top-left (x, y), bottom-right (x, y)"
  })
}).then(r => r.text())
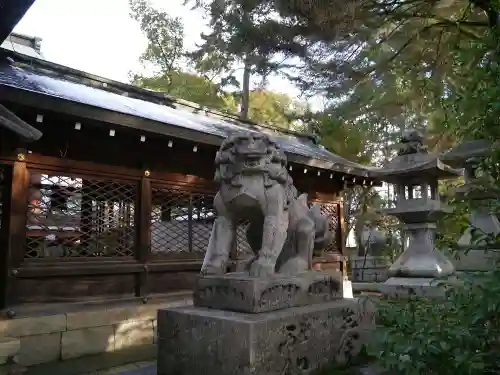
top-left (114, 320), bottom-right (154, 350)
top-left (0, 314), bottom-right (66, 337)
top-left (64, 298), bottom-right (192, 332)
top-left (66, 308), bottom-right (130, 330)
top-left (376, 129), bottom-right (458, 296)
top-left (379, 277), bottom-right (447, 298)
top-left (350, 256), bottom-right (389, 282)
top-left (194, 271), bottom-right (342, 313)
top-left (62, 326), bottom-right (114, 360)
top-left (0, 337), bottom-right (20, 364)
top-left (14, 333), bottom-right (60, 366)
top-left (452, 249), bottom-right (500, 271)
top-left (201, 132), bottom-right (333, 278)
top-left (157, 298), bottom-right (375, 375)
top-left (134, 298), bottom-right (192, 321)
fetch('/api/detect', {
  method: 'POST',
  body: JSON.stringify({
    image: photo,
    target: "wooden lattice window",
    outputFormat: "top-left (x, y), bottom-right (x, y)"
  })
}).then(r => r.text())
top-left (150, 186), bottom-right (215, 255)
top-left (235, 220), bottom-right (253, 259)
top-left (314, 201), bottom-right (342, 253)
top-left (25, 171), bottom-right (137, 258)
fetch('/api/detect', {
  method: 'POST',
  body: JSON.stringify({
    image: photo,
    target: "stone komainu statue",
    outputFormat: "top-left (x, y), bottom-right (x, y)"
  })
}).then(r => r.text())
top-left (201, 132), bottom-right (334, 277)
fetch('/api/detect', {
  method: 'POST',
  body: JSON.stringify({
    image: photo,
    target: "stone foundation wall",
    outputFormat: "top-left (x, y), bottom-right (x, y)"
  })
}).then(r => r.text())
top-left (0, 296), bottom-right (192, 369)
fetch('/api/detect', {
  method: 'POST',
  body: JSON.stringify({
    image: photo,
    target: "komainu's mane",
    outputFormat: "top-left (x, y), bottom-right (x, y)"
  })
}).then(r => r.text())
top-left (214, 133), bottom-right (297, 208)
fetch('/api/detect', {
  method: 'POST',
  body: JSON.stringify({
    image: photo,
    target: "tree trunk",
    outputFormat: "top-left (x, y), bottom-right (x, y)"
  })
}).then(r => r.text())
top-left (240, 58), bottom-right (251, 120)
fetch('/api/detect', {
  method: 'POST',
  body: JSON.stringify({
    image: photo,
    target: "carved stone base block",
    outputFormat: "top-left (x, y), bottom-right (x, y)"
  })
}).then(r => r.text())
top-left (157, 299), bottom-right (374, 375)
top-left (194, 271), bottom-right (342, 313)
top-left (379, 277), bottom-right (447, 298)
top-left (388, 223), bottom-right (455, 279)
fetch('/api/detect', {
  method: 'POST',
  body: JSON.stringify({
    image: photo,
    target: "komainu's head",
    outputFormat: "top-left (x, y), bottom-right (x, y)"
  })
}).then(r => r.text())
top-left (219, 132), bottom-right (283, 163)
top-left (214, 132), bottom-right (289, 183)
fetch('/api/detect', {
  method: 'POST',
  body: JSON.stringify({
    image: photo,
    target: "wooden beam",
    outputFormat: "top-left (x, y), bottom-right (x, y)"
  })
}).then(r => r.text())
top-left (0, 153), bottom-right (217, 191)
top-left (0, 160), bottom-right (29, 308)
top-left (0, 104), bottom-right (42, 141)
top-left (16, 260), bottom-right (204, 278)
top-left (135, 176), bottom-right (152, 298)
top-left (0, 1), bottom-right (36, 43)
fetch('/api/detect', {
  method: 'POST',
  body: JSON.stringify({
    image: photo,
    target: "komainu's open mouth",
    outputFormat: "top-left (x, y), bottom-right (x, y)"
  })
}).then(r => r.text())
top-left (244, 159), bottom-right (261, 167)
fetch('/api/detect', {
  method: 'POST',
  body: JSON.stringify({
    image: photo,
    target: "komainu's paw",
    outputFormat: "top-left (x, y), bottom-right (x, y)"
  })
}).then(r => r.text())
top-left (200, 264), bottom-right (225, 276)
top-left (248, 258), bottom-right (275, 277)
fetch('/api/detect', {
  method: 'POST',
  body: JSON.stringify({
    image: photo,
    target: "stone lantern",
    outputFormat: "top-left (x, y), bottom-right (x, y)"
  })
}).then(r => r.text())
top-left (375, 129), bottom-right (461, 296)
top-left (441, 140), bottom-right (500, 270)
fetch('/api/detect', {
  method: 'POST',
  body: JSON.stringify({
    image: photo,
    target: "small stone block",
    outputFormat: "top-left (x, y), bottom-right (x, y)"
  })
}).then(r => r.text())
top-left (157, 299), bottom-right (375, 375)
top-left (194, 271), bottom-right (343, 313)
top-left (14, 333), bottom-right (60, 366)
top-left (0, 337), bottom-right (20, 364)
top-left (0, 314), bottom-right (66, 337)
top-left (379, 277), bottom-right (447, 298)
top-left (61, 326), bottom-right (114, 360)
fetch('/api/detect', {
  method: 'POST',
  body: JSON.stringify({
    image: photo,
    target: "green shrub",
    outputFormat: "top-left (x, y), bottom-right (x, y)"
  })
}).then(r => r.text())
top-left (369, 273), bottom-right (500, 375)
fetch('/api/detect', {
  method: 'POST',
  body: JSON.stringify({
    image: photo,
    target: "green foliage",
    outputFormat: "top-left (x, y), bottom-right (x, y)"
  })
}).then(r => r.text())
top-left (185, 0), bottom-right (292, 119)
top-left (128, 0), bottom-right (303, 127)
top-left (370, 6), bottom-right (500, 374)
top-left (132, 72), bottom-right (302, 127)
top-left (186, 0), bottom-right (284, 78)
top-left (300, 106), bottom-right (396, 249)
top-left (131, 72), bottom-right (238, 112)
top-left (129, 0), bottom-right (184, 84)
top-left (316, 346), bottom-right (372, 375)
top-left (370, 273), bottom-right (500, 375)
top-left (189, 0), bottom-right (498, 151)
top-left (247, 89), bottom-right (294, 128)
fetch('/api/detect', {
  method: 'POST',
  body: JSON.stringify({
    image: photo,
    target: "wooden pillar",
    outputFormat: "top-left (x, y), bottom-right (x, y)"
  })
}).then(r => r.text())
top-left (80, 180), bottom-right (93, 255)
top-left (135, 175), bottom-right (151, 300)
top-left (0, 160), bottom-right (29, 310)
top-left (188, 195), bottom-right (193, 253)
top-left (338, 200), bottom-right (348, 278)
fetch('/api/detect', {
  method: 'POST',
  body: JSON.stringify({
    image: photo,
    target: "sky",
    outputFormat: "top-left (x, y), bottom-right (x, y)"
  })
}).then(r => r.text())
top-left (13, 0), bottom-right (307, 103)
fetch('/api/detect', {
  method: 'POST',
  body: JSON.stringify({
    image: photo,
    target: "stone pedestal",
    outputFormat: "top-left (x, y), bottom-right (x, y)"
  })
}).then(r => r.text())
top-left (381, 221), bottom-right (454, 297)
top-left (388, 223), bottom-right (454, 278)
top-left (378, 277), bottom-right (447, 298)
top-left (194, 271), bottom-right (342, 313)
top-left (158, 271), bottom-right (372, 375)
top-left (157, 299), bottom-right (374, 375)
